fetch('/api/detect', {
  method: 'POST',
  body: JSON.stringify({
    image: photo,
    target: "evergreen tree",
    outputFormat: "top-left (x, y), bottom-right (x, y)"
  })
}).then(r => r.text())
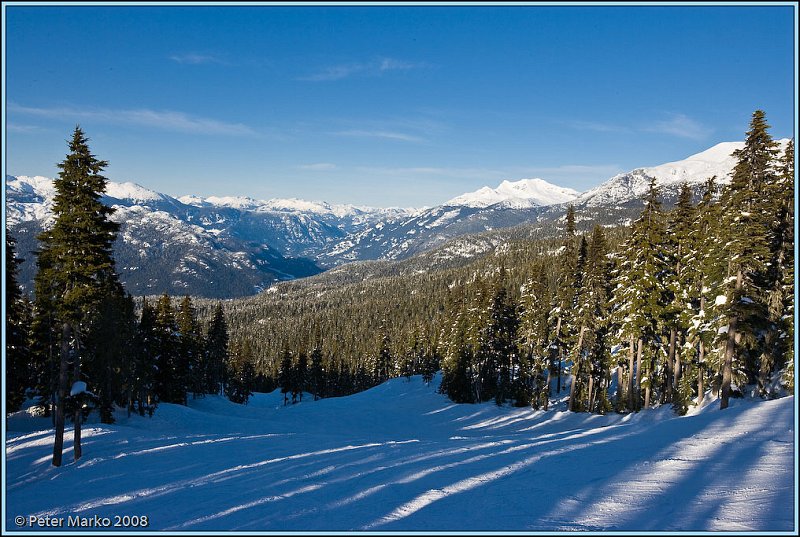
top-left (205, 303), bottom-right (229, 395)
top-left (33, 127), bottom-right (121, 466)
top-left (548, 205), bottom-right (579, 396)
top-left (134, 298), bottom-right (159, 416)
top-left (610, 178), bottom-right (669, 411)
top-left (486, 266), bottom-right (520, 406)
top-left (6, 234), bottom-right (31, 413)
top-left (718, 110), bottom-right (778, 409)
top-left (309, 347), bottom-right (325, 400)
top-left (278, 350), bottom-right (293, 405)
top-left (176, 296), bottom-right (204, 398)
top-left (84, 292), bottom-right (138, 423)
top-left (153, 293), bottom-right (184, 404)
top-left (225, 340), bottom-right (255, 404)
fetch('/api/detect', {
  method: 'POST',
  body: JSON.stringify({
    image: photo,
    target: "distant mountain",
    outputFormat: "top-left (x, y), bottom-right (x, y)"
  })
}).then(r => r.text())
top-left (446, 178), bottom-right (579, 209)
top-left (7, 138), bottom-right (788, 298)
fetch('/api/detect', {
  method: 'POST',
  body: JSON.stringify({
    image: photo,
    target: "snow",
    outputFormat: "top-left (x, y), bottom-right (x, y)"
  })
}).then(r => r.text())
top-left (104, 182), bottom-right (165, 204)
top-left (69, 382), bottom-right (88, 397)
top-left (445, 178), bottom-right (579, 209)
top-left (577, 138), bottom-right (791, 208)
top-left (5, 375), bottom-right (794, 532)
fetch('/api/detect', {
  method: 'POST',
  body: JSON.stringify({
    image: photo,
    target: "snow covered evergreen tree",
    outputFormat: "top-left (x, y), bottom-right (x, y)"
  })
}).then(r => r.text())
top-left (717, 110), bottom-right (779, 409)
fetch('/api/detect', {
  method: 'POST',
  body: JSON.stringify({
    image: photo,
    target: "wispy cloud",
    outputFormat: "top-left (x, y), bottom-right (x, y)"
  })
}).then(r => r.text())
top-left (169, 53), bottom-right (227, 65)
top-left (9, 103), bottom-right (256, 136)
top-left (646, 113), bottom-right (712, 141)
top-left (563, 120), bottom-right (630, 133)
top-left (334, 129), bottom-right (425, 143)
top-left (297, 162), bottom-right (337, 171)
top-left (7, 123), bottom-right (47, 133)
top-left (300, 57), bottom-right (426, 81)
top-left (356, 163), bottom-right (621, 181)
top-left (565, 113), bottom-right (712, 141)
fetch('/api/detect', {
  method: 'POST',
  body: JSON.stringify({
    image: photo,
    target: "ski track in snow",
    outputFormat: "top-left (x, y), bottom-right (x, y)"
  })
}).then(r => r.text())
top-left (5, 374), bottom-right (796, 532)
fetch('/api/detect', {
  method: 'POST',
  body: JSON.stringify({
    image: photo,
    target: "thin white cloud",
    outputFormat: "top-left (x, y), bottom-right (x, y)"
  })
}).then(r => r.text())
top-left (646, 113), bottom-right (712, 140)
top-left (169, 53), bottom-right (226, 65)
top-left (300, 57), bottom-right (426, 81)
top-left (563, 120), bottom-right (630, 133)
top-left (334, 130), bottom-right (426, 143)
top-left (9, 103), bottom-right (256, 136)
top-left (565, 114), bottom-right (712, 141)
top-left (7, 123), bottom-right (47, 133)
top-left (298, 163), bottom-right (337, 171)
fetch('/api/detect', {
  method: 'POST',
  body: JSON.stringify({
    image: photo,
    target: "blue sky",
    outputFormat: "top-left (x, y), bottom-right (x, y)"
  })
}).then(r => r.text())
top-left (4, 3), bottom-right (796, 207)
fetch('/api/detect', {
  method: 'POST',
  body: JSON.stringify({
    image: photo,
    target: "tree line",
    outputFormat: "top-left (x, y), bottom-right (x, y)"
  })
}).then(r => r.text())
top-left (440, 110), bottom-right (794, 413)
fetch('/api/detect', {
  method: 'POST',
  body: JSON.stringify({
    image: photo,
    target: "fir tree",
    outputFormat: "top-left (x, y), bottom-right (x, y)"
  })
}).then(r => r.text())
top-left (718, 110), bottom-right (778, 409)
top-left (176, 296), bottom-right (204, 398)
top-left (205, 303), bottom-right (229, 395)
top-left (33, 127), bottom-right (121, 466)
top-left (6, 234), bottom-right (31, 414)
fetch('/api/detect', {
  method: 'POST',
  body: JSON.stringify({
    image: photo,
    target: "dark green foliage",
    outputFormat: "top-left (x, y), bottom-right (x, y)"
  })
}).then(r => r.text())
top-left (225, 341), bottom-right (255, 404)
top-left (5, 234), bottom-right (32, 413)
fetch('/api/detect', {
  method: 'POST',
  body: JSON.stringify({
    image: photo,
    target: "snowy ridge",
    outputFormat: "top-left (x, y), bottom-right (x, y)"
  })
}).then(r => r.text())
top-left (5, 375), bottom-right (795, 531)
top-left (446, 178), bottom-right (579, 209)
top-left (577, 139), bottom-right (791, 208)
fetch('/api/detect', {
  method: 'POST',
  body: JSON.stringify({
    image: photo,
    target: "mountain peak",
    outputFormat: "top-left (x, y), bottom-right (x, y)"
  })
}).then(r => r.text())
top-left (446, 177), bottom-right (579, 209)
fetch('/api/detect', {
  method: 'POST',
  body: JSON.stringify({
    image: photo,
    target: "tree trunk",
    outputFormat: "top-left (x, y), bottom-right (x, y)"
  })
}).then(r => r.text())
top-left (697, 341), bottom-right (705, 406)
top-left (52, 322), bottom-right (71, 467)
top-left (543, 366), bottom-right (551, 410)
top-left (627, 336), bottom-right (635, 411)
top-left (616, 365), bottom-right (624, 411)
top-left (673, 332), bottom-right (682, 400)
top-left (554, 316), bottom-right (563, 394)
top-left (635, 338), bottom-right (644, 411)
top-left (568, 326), bottom-right (586, 411)
top-left (665, 328), bottom-right (677, 403)
top-left (587, 375), bottom-right (595, 413)
top-left (721, 270), bottom-right (743, 410)
top-left (73, 332), bottom-right (82, 461)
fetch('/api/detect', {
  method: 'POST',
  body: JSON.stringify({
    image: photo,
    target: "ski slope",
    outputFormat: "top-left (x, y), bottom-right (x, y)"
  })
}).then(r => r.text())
top-left (4, 375), bottom-right (796, 532)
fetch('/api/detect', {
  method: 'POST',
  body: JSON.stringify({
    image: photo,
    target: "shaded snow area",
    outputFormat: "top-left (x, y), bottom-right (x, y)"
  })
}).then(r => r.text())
top-left (5, 375), bottom-right (796, 532)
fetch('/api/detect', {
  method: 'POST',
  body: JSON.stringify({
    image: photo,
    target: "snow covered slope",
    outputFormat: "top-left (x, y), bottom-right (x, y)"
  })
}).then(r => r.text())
top-left (5, 375), bottom-right (795, 532)
top-left (446, 178), bottom-right (579, 209)
top-left (576, 139), bottom-right (792, 208)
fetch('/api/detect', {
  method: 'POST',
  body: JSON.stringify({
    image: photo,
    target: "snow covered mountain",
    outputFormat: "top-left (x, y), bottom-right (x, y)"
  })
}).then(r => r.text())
top-left (6, 138), bottom-right (788, 297)
top-left (446, 178), bottom-right (579, 209)
top-left (575, 139), bottom-right (791, 209)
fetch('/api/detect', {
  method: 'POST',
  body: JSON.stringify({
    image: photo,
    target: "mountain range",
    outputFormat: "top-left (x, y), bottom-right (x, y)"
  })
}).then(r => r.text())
top-left (5, 139), bottom-right (788, 298)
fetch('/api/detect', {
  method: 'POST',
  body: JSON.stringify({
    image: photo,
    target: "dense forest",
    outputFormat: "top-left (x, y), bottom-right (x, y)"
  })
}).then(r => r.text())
top-left (4, 111), bottom-right (794, 467)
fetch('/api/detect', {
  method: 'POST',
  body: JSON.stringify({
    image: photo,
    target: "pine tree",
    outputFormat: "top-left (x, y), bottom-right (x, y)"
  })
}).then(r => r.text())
top-left (309, 347), bottom-right (325, 400)
top-left (6, 234), bottom-right (31, 413)
top-left (176, 296), bottom-right (204, 398)
top-left (135, 298), bottom-right (159, 416)
top-left (84, 292), bottom-right (137, 422)
top-left (205, 303), bottom-right (229, 395)
top-left (518, 262), bottom-right (553, 409)
top-left (763, 139), bottom-right (794, 396)
top-left (610, 178), bottom-right (669, 411)
top-left (33, 127), bottom-right (121, 466)
top-left (664, 183), bottom-right (696, 412)
top-left (153, 293), bottom-right (184, 404)
top-left (487, 266), bottom-right (520, 406)
top-left (718, 110), bottom-right (778, 409)
top-left (549, 205), bottom-right (579, 397)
